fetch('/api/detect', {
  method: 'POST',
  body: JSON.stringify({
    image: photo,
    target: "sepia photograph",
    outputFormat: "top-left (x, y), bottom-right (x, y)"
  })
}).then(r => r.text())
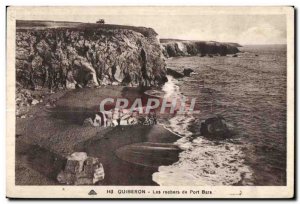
top-left (6, 6), bottom-right (294, 199)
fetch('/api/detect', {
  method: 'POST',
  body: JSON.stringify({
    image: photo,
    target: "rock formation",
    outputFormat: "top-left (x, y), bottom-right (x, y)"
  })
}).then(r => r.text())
top-left (57, 152), bottom-right (105, 185)
top-left (160, 39), bottom-right (241, 58)
top-left (166, 68), bottom-right (184, 79)
top-left (16, 20), bottom-right (167, 90)
top-left (183, 68), bottom-right (194, 77)
top-left (200, 115), bottom-right (230, 138)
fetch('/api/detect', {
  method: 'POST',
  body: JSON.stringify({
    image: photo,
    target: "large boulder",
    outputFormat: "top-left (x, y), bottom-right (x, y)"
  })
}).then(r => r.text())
top-left (199, 115), bottom-right (230, 138)
top-left (57, 152), bottom-right (105, 185)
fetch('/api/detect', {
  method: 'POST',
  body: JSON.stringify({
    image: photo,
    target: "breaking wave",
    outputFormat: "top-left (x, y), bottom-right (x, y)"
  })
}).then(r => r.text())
top-left (152, 75), bottom-right (253, 186)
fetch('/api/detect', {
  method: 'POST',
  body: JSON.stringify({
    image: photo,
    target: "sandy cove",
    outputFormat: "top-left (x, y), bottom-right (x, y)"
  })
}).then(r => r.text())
top-left (15, 86), bottom-right (180, 185)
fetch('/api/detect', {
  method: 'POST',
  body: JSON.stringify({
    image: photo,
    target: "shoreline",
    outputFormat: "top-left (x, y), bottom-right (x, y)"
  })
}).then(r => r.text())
top-left (15, 86), bottom-right (182, 185)
top-left (75, 124), bottom-right (180, 185)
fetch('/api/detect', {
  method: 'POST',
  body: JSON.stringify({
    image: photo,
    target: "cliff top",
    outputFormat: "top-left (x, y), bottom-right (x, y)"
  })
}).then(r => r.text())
top-left (160, 38), bottom-right (242, 47)
top-left (16, 20), bottom-right (158, 37)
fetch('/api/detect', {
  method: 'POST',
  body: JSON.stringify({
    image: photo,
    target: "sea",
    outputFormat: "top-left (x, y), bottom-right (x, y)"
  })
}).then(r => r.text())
top-left (152, 45), bottom-right (287, 186)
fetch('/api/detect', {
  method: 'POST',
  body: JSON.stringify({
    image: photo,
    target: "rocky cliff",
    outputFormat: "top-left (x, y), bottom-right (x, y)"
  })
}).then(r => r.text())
top-left (16, 21), bottom-right (167, 90)
top-left (160, 39), bottom-right (241, 58)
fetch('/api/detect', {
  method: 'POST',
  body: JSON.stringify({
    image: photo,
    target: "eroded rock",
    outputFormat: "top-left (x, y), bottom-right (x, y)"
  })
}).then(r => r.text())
top-left (200, 115), bottom-right (230, 138)
top-left (57, 152), bottom-right (105, 185)
top-left (16, 23), bottom-right (167, 89)
top-left (160, 40), bottom-right (240, 58)
top-left (166, 68), bottom-right (184, 78)
top-left (183, 68), bottom-right (194, 77)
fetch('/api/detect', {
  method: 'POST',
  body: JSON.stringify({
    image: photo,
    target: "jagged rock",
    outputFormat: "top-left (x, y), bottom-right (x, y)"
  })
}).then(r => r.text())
top-left (200, 115), bottom-right (230, 138)
top-left (82, 157), bottom-right (105, 184)
top-left (160, 39), bottom-right (240, 58)
top-left (166, 68), bottom-right (184, 78)
top-left (183, 68), bottom-right (194, 77)
top-left (16, 21), bottom-right (167, 89)
top-left (66, 152), bottom-right (88, 173)
top-left (57, 152), bottom-right (104, 185)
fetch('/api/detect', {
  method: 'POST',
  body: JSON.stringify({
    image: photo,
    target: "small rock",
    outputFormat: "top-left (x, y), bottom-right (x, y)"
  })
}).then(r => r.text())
top-left (183, 68), bottom-right (194, 77)
top-left (20, 115), bottom-right (26, 119)
top-left (31, 99), bottom-right (39, 105)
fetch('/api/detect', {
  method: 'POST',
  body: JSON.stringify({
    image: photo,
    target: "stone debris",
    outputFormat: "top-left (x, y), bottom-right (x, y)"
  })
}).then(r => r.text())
top-left (57, 152), bottom-right (105, 185)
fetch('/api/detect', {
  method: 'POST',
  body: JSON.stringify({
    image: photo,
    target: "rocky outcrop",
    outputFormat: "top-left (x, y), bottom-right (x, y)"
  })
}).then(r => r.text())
top-left (183, 68), bottom-right (194, 77)
top-left (16, 21), bottom-right (167, 90)
top-left (160, 39), bottom-right (240, 58)
top-left (166, 68), bottom-right (194, 78)
top-left (57, 152), bottom-right (104, 185)
top-left (200, 115), bottom-right (230, 138)
top-left (166, 68), bottom-right (184, 78)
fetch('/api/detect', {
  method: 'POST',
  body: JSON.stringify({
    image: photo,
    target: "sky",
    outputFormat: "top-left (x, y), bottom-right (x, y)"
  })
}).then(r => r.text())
top-left (96, 15), bottom-right (287, 45)
top-left (15, 7), bottom-right (287, 45)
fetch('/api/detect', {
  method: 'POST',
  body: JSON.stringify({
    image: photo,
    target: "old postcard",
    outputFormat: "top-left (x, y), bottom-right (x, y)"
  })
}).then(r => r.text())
top-left (6, 6), bottom-right (294, 199)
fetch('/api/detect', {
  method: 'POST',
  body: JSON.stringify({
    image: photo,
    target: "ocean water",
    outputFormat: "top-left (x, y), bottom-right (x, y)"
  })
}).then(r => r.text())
top-left (153, 45), bottom-right (287, 186)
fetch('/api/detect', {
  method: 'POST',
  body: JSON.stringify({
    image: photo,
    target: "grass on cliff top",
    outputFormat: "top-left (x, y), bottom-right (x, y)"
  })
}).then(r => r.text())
top-left (16, 20), bottom-right (157, 37)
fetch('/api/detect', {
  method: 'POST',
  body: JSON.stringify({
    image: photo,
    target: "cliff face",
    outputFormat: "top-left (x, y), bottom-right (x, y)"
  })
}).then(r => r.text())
top-left (16, 22), bottom-right (167, 90)
top-left (160, 40), bottom-right (240, 58)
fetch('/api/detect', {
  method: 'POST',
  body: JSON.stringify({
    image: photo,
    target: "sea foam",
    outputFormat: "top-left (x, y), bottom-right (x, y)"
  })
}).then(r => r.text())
top-left (153, 75), bottom-right (253, 186)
